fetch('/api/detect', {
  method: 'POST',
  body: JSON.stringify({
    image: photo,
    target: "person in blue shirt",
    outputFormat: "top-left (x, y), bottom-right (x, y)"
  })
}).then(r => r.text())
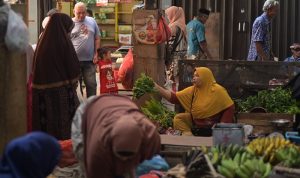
top-left (285, 43), bottom-right (300, 62)
top-left (186, 8), bottom-right (212, 60)
top-left (247, 0), bottom-right (279, 61)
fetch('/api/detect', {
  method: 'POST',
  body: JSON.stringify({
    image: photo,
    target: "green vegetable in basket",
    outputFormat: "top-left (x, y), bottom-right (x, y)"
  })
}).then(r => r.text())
top-left (132, 73), bottom-right (156, 99)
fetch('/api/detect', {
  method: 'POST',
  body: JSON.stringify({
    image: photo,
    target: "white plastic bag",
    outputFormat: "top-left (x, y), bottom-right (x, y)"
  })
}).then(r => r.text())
top-left (4, 8), bottom-right (29, 53)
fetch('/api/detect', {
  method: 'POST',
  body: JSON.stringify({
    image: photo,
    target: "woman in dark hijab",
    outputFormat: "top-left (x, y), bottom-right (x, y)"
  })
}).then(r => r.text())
top-left (71, 95), bottom-right (161, 178)
top-left (32, 13), bottom-right (80, 140)
top-left (0, 132), bottom-right (61, 178)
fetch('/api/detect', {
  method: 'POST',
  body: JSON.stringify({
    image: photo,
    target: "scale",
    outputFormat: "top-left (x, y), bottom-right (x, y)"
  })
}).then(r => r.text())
top-left (269, 119), bottom-right (291, 138)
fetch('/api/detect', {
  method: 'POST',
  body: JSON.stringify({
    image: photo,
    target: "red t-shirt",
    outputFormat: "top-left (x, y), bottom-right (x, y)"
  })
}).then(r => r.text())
top-left (98, 60), bottom-right (118, 94)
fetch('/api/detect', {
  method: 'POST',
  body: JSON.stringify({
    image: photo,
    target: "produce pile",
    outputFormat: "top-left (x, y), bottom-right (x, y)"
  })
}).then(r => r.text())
top-left (132, 73), bottom-right (156, 99)
top-left (236, 87), bottom-right (300, 114)
top-left (191, 138), bottom-right (300, 178)
top-left (206, 144), bottom-right (271, 178)
top-left (275, 146), bottom-right (300, 168)
top-left (246, 137), bottom-right (294, 164)
top-left (182, 147), bottom-right (216, 178)
top-left (141, 98), bottom-right (175, 129)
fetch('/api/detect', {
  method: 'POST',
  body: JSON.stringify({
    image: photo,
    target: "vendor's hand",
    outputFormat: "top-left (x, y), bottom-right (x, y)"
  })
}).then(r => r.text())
top-left (154, 82), bottom-right (160, 90)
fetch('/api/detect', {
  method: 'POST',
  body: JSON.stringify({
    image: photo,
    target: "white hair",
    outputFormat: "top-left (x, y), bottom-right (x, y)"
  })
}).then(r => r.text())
top-left (74, 2), bottom-right (86, 11)
top-left (263, 0), bottom-right (279, 12)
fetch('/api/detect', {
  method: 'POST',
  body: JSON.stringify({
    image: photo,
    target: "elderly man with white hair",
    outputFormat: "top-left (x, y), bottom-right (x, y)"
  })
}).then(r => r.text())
top-left (70, 2), bottom-right (100, 98)
top-left (247, 0), bottom-right (279, 61)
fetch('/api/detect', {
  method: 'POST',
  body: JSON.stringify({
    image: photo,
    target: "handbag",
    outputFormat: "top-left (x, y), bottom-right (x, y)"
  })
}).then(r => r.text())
top-left (189, 88), bottom-right (212, 137)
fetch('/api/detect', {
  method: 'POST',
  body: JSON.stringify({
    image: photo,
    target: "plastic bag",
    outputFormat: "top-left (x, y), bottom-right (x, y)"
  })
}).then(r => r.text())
top-left (4, 8), bottom-right (29, 53)
top-left (118, 48), bottom-right (134, 89)
top-left (136, 155), bottom-right (169, 176)
top-left (58, 140), bottom-right (78, 168)
top-left (156, 16), bottom-right (171, 44)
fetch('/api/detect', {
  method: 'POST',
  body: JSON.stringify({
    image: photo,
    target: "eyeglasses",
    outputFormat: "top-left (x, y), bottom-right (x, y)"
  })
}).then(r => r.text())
top-left (292, 48), bottom-right (300, 52)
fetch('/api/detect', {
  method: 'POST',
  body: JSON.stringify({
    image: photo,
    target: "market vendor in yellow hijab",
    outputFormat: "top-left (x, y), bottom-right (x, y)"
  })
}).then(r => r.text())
top-left (155, 67), bottom-right (235, 136)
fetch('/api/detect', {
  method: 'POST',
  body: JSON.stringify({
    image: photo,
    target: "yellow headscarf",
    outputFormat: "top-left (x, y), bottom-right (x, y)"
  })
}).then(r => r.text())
top-left (176, 67), bottom-right (234, 119)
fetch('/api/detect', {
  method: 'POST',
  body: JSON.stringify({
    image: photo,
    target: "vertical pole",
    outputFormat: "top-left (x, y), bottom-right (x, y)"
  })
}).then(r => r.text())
top-left (0, 46), bottom-right (27, 153)
top-left (0, 47), bottom-right (27, 154)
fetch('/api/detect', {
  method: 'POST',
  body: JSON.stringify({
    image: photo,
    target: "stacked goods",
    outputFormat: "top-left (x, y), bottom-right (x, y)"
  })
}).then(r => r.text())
top-left (141, 98), bottom-right (175, 128)
top-left (246, 137), bottom-right (294, 164)
top-left (132, 73), bottom-right (156, 99)
top-left (275, 146), bottom-right (300, 168)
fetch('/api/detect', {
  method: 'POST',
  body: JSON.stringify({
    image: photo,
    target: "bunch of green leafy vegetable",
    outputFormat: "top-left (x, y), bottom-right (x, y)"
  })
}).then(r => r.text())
top-left (132, 73), bottom-right (156, 99)
top-left (141, 98), bottom-right (176, 128)
top-left (236, 87), bottom-right (300, 114)
top-left (76, 0), bottom-right (96, 4)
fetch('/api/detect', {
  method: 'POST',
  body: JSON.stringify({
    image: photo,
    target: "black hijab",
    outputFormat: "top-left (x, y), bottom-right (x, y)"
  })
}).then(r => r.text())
top-left (32, 13), bottom-right (80, 89)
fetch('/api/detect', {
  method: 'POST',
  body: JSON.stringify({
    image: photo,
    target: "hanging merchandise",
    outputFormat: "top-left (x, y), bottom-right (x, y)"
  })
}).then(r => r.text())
top-left (133, 10), bottom-right (171, 45)
top-left (96, 0), bottom-right (108, 6)
top-left (119, 34), bottom-right (132, 45)
top-left (133, 12), bottom-right (158, 45)
top-left (4, 5), bottom-right (29, 53)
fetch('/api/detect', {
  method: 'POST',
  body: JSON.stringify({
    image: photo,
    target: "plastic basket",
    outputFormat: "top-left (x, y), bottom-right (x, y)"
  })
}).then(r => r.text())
top-left (285, 131), bottom-right (300, 144)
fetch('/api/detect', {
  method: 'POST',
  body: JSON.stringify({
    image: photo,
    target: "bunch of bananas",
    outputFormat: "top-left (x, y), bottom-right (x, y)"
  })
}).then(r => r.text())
top-left (217, 156), bottom-right (272, 178)
top-left (247, 137), bottom-right (294, 164)
top-left (182, 147), bottom-right (213, 177)
top-left (208, 144), bottom-right (251, 165)
top-left (275, 146), bottom-right (300, 168)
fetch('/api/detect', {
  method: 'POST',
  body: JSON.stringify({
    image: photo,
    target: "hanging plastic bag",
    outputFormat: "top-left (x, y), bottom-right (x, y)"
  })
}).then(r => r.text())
top-left (118, 48), bottom-right (134, 89)
top-left (156, 16), bottom-right (171, 44)
top-left (4, 8), bottom-right (29, 53)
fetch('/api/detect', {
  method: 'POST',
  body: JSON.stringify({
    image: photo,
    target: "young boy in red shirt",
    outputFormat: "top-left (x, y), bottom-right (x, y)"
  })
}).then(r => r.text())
top-left (97, 48), bottom-right (118, 94)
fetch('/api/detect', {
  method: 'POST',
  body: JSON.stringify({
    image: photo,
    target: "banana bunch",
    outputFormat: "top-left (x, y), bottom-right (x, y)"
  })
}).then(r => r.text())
top-left (208, 144), bottom-right (250, 165)
top-left (182, 147), bottom-right (212, 177)
top-left (217, 155), bottom-right (272, 178)
top-left (275, 146), bottom-right (300, 168)
top-left (247, 137), bottom-right (294, 164)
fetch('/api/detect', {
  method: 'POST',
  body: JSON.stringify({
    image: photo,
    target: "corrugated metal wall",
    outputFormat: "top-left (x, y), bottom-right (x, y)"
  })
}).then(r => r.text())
top-left (173, 0), bottom-right (300, 60)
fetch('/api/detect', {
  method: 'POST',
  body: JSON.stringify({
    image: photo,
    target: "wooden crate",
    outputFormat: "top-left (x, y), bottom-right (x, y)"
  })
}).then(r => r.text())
top-left (274, 165), bottom-right (300, 178)
top-left (160, 135), bottom-right (213, 167)
top-left (236, 113), bottom-right (294, 135)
